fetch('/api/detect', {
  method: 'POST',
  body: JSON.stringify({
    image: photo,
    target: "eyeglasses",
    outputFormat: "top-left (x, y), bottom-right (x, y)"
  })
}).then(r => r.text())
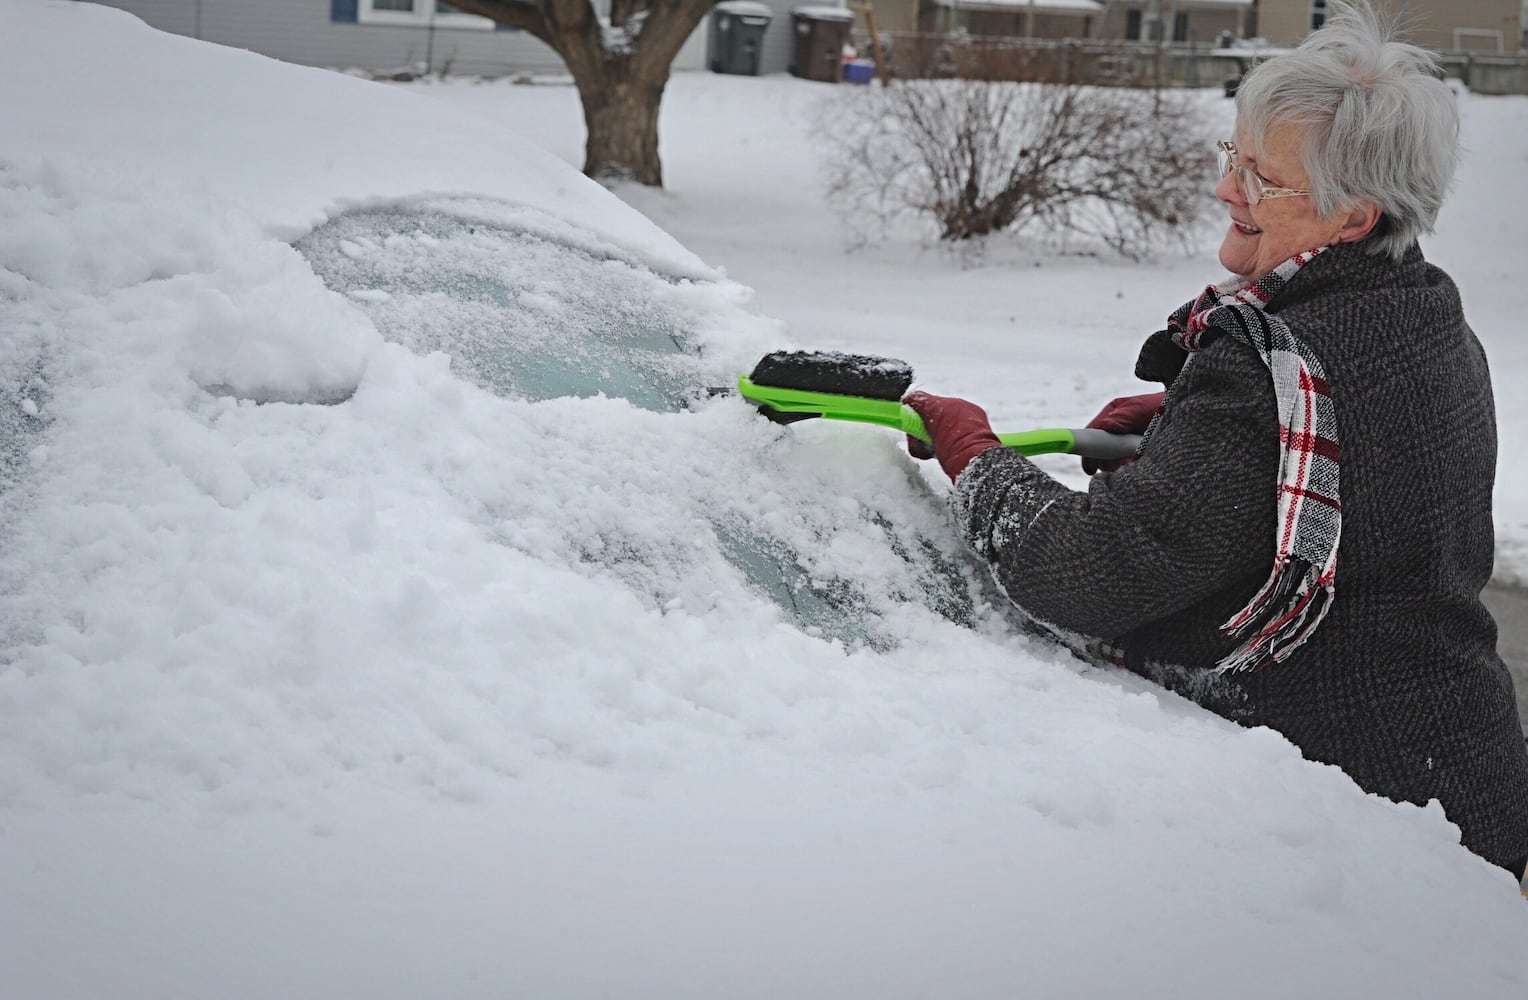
top-left (1216, 140), bottom-right (1311, 206)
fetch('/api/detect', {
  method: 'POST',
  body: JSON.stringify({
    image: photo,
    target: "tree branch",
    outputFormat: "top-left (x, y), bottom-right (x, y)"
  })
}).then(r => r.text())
top-left (624, 0), bottom-right (719, 69)
top-left (608, 0), bottom-right (653, 28)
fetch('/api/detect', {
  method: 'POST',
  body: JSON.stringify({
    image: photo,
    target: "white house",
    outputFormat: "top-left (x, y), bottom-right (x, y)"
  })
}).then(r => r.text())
top-left (81, 1), bottom-right (711, 77)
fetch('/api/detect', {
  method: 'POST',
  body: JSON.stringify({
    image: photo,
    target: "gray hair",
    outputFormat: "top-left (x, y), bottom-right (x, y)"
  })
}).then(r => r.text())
top-left (1234, 0), bottom-right (1459, 259)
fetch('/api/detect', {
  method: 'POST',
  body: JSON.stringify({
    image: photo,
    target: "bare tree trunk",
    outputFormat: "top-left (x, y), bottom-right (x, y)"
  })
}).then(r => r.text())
top-left (431, 0), bottom-right (714, 188)
top-left (569, 58), bottom-right (668, 185)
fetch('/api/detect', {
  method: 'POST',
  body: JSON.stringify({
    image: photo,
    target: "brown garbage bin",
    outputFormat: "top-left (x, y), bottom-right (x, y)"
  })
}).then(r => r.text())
top-left (790, 6), bottom-right (855, 83)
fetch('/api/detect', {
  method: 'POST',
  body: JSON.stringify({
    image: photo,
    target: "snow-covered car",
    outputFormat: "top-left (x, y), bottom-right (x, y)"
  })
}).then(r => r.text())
top-left (4, 3), bottom-right (1528, 998)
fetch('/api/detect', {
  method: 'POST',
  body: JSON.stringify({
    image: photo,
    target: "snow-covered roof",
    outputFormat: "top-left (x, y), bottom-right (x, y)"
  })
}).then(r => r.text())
top-left (927, 0), bottom-right (1249, 8)
top-left (714, 1), bottom-right (775, 16)
top-left (789, 5), bottom-right (857, 21)
top-left (926, 0), bottom-right (1104, 12)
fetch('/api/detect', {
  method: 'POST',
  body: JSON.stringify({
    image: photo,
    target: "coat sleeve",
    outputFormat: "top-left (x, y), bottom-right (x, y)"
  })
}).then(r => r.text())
top-left (951, 335), bottom-right (1280, 639)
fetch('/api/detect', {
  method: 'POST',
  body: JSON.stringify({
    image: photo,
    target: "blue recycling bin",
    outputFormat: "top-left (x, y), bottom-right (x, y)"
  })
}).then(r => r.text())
top-left (844, 58), bottom-right (875, 84)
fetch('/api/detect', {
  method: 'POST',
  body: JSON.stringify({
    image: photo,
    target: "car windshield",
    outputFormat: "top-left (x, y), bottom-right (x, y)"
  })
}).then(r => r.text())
top-left (297, 200), bottom-right (708, 412)
top-left (295, 199), bottom-right (979, 648)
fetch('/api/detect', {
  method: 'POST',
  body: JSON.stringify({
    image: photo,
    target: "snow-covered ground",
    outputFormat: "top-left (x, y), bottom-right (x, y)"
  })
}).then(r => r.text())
top-left (3, 4), bottom-right (1528, 998)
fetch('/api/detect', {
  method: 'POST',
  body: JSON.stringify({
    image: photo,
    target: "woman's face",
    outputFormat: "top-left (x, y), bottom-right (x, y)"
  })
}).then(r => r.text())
top-left (1216, 120), bottom-right (1345, 281)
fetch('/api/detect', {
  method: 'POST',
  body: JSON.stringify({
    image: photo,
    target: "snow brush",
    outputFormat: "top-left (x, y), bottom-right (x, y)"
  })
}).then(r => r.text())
top-left (734, 351), bottom-right (1142, 461)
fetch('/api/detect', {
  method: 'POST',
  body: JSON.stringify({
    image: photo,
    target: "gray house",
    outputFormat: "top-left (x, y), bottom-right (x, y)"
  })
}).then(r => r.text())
top-left (86, 1), bottom-right (708, 77)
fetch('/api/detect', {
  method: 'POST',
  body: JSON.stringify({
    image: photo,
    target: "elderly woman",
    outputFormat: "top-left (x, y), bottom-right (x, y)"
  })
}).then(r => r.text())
top-left (905, 2), bottom-right (1528, 881)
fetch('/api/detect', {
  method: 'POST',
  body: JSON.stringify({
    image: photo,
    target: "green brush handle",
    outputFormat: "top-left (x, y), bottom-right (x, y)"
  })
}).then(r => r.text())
top-left (736, 377), bottom-right (1139, 459)
top-left (738, 375), bottom-right (927, 434)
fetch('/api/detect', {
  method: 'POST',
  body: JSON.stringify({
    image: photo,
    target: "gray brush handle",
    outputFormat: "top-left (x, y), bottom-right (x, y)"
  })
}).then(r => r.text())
top-left (1069, 429), bottom-right (1142, 461)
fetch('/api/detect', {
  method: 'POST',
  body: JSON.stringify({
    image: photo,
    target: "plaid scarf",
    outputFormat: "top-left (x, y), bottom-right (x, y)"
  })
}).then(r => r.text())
top-left (1163, 248), bottom-right (1340, 672)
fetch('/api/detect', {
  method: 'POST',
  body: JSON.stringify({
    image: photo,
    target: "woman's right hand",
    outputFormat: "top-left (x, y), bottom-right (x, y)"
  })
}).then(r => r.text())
top-left (902, 391), bottom-right (1003, 482)
top-left (1081, 391), bottom-right (1164, 474)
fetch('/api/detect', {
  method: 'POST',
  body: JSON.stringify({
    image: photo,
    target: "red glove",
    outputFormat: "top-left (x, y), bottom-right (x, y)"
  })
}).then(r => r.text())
top-left (902, 391), bottom-right (1003, 481)
top-left (1081, 391), bottom-right (1164, 475)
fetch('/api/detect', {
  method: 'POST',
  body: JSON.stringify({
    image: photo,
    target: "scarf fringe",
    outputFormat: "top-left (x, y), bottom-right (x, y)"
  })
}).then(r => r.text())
top-left (1164, 247), bottom-right (1340, 674)
top-left (1216, 557), bottom-right (1335, 673)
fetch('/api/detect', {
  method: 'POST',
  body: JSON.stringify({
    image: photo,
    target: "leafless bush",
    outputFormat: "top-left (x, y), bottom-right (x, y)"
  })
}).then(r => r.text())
top-left (819, 79), bottom-right (1217, 255)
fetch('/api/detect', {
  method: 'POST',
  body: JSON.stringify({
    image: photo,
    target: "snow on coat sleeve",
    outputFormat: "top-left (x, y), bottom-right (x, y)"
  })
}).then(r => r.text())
top-left (950, 335), bottom-right (1280, 641)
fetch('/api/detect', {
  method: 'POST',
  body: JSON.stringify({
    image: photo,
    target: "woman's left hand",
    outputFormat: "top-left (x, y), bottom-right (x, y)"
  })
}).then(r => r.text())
top-left (903, 391), bottom-right (1003, 481)
top-left (1080, 390), bottom-right (1164, 474)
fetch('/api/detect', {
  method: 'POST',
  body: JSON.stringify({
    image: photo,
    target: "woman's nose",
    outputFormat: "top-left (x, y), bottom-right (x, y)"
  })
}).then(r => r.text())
top-left (1215, 166), bottom-right (1245, 206)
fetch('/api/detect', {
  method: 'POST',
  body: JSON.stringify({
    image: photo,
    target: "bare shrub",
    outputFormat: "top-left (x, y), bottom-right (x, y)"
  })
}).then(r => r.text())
top-left (819, 79), bottom-right (1217, 255)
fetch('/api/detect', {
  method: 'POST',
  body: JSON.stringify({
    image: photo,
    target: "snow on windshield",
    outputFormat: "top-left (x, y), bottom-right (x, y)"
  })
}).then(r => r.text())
top-left (295, 197), bottom-right (982, 645)
top-left (297, 200), bottom-right (706, 411)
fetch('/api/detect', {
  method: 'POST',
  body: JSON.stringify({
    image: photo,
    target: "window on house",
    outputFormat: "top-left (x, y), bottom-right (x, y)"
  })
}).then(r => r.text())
top-left (1125, 9), bottom-right (1142, 41)
top-left (358, 0), bottom-right (495, 28)
top-left (1173, 11), bottom-right (1188, 41)
top-left (1311, 0), bottom-right (1327, 31)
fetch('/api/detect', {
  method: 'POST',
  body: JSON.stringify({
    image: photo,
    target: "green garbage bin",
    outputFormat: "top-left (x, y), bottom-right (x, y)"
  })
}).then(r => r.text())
top-left (710, 1), bottom-right (773, 76)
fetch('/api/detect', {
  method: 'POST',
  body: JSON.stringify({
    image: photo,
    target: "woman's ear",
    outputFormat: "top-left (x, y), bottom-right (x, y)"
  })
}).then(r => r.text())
top-left (1334, 200), bottom-right (1382, 244)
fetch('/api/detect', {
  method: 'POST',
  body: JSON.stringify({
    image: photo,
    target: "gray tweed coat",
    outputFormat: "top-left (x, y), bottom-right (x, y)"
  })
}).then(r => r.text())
top-left (953, 242), bottom-right (1528, 875)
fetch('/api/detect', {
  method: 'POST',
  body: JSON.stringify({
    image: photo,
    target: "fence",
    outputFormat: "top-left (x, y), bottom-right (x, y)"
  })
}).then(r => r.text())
top-left (866, 33), bottom-right (1528, 96)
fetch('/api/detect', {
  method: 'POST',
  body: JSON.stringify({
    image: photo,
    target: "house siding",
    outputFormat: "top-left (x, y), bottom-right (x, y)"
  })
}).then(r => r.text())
top-left (97, 0), bottom-right (200, 35)
top-left (88, 1), bottom-right (706, 77)
top-left (1256, 0), bottom-right (1522, 52)
top-left (868, 0), bottom-right (920, 33)
top-left (1097, 3), bottom-right (1250, 43)
top-left (757, 4), bottom-right (799, 75)
top-left (913, 9), bottom-right (1099, 39)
